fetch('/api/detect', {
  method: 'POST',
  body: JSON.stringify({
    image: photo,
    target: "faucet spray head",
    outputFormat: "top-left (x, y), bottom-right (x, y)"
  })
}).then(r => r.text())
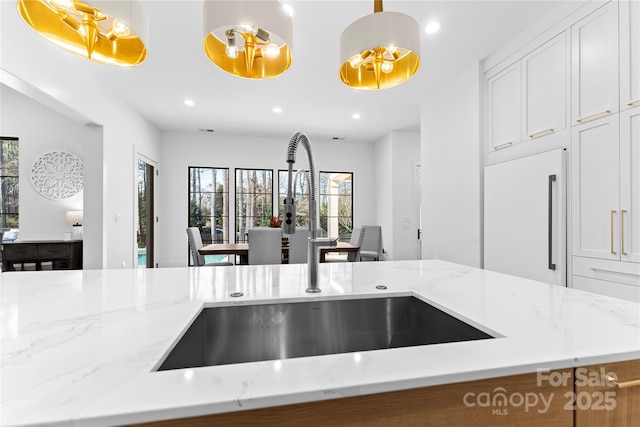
top-left (283, 159), bottom-right (297, 234)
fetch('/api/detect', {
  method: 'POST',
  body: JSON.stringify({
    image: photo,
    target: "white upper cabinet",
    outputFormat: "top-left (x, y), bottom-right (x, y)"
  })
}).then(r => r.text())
top-left (487, 62), bottom-right (521, 151)
top-left (620, 0), bottom-right (640, 110)
top-left (522, 32), bottom-right (567, 141)
top-left (619, 107), bottom-right (640, 263)
top-left (485, 31), bottom-right (568, 157)
top-left (572, 108), bottom-right (639, 265)
top-left (571, 115), bottom-right (620, 261)
top-left (571, 1), bottom-right (619, 125)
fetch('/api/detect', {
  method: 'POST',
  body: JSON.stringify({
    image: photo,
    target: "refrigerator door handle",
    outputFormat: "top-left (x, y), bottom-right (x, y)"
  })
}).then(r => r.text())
top-left (548, 174), bottom-right (556, 270)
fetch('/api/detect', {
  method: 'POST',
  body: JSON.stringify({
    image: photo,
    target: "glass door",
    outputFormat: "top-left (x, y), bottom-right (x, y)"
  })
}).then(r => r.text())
top-left (137, 158), bottom-right (155, 268)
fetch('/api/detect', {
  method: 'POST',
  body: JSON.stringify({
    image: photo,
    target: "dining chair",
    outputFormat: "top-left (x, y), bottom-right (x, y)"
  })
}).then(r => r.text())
top-left (359, 225), bottom-right (382, 261)
top-left (248, 228), bottom-right (283, 265)
top-left (324, 226), bottom-right (364, 263)
top-left (186, 227), bottom-right (233, 267)
top-left (286, 227), bottom-right (309, 264)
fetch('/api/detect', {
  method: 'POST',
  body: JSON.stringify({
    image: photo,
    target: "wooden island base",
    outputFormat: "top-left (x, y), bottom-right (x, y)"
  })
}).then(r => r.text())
top-left (134, 369), bottom-right (574, 427)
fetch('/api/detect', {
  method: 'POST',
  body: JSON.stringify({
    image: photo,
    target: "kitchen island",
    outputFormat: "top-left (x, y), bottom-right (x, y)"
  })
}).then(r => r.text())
top-left (1, 260), bottom-right (639, 426)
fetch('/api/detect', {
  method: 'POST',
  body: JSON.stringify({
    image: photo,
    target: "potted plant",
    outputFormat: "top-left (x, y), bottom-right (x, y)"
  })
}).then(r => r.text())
top-left (269, 216), bottom-right (283, 228)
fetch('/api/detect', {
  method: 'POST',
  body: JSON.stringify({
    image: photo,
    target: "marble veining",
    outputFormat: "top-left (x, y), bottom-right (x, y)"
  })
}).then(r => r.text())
top-left (1, 260), bottom-right (639, 426)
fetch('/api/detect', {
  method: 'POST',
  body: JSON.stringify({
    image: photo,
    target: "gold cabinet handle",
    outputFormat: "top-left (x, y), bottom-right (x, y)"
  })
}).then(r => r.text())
top-left (621, 210), bottom-right (627, 256)
top-left (611, 210), bottom-right (617, 254)
top-left (605, 374), bottom-right (640, 389)
top-left (492, 141), bottom-right (512, 150)
top-left (576, 109), bottom-right (611, 122)
top-left (627, 98), bottom-right (640, 107)
top-left (528, 128), bottom-right (554, 138)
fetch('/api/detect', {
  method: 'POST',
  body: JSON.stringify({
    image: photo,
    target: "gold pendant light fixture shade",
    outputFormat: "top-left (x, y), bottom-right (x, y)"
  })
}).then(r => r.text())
top-left (17, 0), bottom-right (148, 66)
top-left (203, 0), bottom-right (293, 79)
top-left (339, 1), bottom-right (421, 90)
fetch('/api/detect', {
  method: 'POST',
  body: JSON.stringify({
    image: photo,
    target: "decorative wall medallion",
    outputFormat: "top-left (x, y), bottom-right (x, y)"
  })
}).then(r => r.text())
top-left (31, 151), bottom-right (83, 200)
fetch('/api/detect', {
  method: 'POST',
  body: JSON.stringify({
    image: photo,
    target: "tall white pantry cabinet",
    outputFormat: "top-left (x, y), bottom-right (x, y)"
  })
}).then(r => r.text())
top-left (484, 0), bottom-right (640, 302)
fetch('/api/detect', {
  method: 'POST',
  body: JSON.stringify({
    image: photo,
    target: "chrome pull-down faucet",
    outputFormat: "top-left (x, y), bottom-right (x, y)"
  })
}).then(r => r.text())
top-left (283, 132), bottom-right (337, 293)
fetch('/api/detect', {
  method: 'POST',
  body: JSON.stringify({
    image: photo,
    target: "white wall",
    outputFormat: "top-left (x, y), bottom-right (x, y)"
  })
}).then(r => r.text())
top-left (373, 133), bottom-right (393, 259)
top-left (0, 85), bottom-right (84, 240)
top-left (158, 132), bottom-right (377, 267)
top-left (1, 1), bottom-right (161, 269)
top-left (373, 130), bottom-right (421, 260)
top-left (421, 63), bottom-right (483, 268)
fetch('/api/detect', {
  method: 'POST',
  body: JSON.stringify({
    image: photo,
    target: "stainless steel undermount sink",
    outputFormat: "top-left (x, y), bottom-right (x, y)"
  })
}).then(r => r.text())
top-left (156, 296), bottom-right (494, 370)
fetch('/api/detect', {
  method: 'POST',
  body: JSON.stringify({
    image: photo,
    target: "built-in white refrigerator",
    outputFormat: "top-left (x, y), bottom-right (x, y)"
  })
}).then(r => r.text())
top-left (484, 148), bottom-right (567, 286)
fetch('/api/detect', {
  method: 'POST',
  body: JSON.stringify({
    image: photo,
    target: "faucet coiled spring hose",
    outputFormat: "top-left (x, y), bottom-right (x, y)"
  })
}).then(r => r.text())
top-left (286, 132), bottom-right (317, 236)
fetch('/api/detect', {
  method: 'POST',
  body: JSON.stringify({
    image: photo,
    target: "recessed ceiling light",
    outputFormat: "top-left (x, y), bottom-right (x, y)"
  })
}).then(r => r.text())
top-left (184, 99), bottom-right (195, 106)
top-left (272, 106), bottom-right (283, 113)
top-left (352, 113), bottom-right (361, 119)
top-left (282, 3), bottom-right (295, 18)
top-left (425, 20), bottom-right (442, 34)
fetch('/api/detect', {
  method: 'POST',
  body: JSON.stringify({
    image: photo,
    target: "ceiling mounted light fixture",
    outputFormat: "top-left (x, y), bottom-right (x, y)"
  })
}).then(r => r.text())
top-left (17, 0), bottom-right (148, 66)
top-left (425, 20), bottom-right (442, 34)
top-left (203, 0), bottom-right (293, 79)
top-left (339, 0), bottom-right (420, 90)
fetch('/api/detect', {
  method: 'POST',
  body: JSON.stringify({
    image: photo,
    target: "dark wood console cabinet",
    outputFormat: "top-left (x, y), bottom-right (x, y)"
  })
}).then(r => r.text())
top-left (1, 240), bottom-right (83, 272)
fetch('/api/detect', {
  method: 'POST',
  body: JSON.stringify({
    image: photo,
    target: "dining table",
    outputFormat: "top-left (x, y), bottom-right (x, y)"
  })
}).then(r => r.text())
top-left (198, 241), bottom-right (360, 265)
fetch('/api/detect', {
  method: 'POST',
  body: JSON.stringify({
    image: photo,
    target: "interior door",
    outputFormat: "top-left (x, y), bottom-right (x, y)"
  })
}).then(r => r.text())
top-left (137, 158), bottom-right (156, 268)
top-left (413, 163), bottom-right (422, 259)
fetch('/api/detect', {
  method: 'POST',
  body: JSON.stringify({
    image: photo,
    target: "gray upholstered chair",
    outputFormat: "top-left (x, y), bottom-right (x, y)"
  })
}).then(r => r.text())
top-left (248, 228), bottom-right (283, 265)
top-left (186, 227), bottom-right (233, 267)
top-left (324, 226), bottom-right (364, 263)
top-left (359, 225), bottom-right (382, 261)
top-left (286, 227), bottom-right (309, 264)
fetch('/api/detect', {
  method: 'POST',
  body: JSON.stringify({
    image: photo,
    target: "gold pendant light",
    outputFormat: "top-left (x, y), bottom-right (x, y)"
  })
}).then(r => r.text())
top-left (17, 0), bottom-right (148, 66)
top-left (339, 0), bottom-right (421, 90)
top-left (202, 0), bottom-right (293, 79)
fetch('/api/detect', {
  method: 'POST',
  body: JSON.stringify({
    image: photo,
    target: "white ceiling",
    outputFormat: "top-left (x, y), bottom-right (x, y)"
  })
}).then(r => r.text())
top-left (10, 0), bottom-right (568, 143)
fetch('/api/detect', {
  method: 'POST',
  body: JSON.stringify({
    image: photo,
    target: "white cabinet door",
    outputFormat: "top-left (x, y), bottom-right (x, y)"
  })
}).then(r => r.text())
top-left (620, 107), bottom-right (640, 263)
top-left (571, 1), bottom-right (618, 125)
top-left (487, 62), bottom-right (521, 152)
top-left (485, 149), bottom-right (566, 286)
top-left (572, 115), bottom-right (620, 260)
top-left (522, 32), bottom-right (567, 141)
top-left (620, 0), bottom-right (640, 110)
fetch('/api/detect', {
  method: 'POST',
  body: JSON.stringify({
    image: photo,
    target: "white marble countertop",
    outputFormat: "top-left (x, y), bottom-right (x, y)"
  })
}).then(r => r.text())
top-left (1, 260), bottom-right (639, 426)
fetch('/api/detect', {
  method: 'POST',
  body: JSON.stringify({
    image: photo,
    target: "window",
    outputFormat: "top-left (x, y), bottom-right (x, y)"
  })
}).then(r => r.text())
top-left (320, 171), bottom-right (353, 240)
top-left (235, 168), bottom-right (273, 243)
top-left (1, 137), bottom-right (19, 241)
top-left (188, 167), bottom-right (230, 244)
top-left (278, 169), bottom-right (309, 227)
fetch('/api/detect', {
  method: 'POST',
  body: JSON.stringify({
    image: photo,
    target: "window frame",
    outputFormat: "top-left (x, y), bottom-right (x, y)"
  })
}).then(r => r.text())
top-left (187, 166), bottom-right (230, 246)
top-left (0, 137), bottom-right (19, 240)
top-left (319, 170), bottom-right (354, 240)
top-left (235, 168), bottom-right (274, 243)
